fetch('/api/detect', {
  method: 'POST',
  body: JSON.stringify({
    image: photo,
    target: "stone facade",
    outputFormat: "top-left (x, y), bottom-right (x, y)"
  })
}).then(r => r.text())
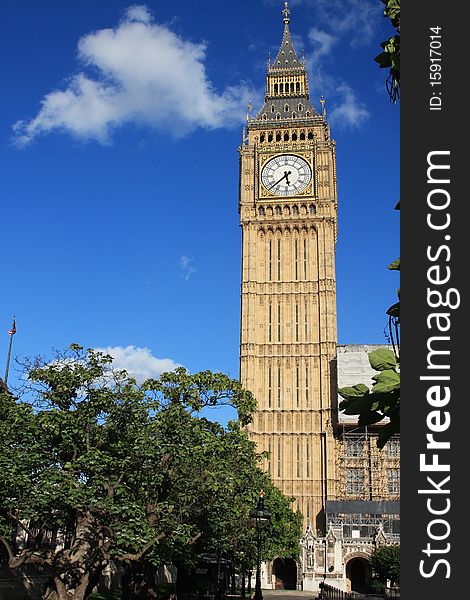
top-left (239, 4), bottom-right (399, 592)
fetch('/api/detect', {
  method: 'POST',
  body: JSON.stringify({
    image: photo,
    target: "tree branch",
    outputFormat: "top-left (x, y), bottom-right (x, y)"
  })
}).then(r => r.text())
top-left (115, 533), bottom-right (165, 562)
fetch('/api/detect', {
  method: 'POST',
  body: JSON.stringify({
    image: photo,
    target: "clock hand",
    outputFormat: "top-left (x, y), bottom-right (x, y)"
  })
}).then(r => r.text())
top-left (268, 170), bottom-right (292, 190)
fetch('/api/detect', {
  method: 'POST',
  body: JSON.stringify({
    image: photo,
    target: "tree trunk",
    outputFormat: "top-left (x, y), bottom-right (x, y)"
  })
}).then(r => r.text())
top-left (40, 509), bottom-right (107, 600)
top-left (121, 560), bottom-right (158, 600)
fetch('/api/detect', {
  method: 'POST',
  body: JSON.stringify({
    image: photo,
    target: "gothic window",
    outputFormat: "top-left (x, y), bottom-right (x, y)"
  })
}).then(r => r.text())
top-left (280, 83), bottom-right (284, 93)
top-left (386, 438), bottom-right (400, 457)
top-left (268, 303), bottom-right (272, 342)
top-left (258, 206), bottom-right (265, 216)
top-left (304, 301), bottom-right (308, 340)
top-left (292, 132), bottom-right (297, 141)
top-left (309, 203), bottom-right (316, 215)
top-left (305, 366), bottom-right (309, 405)
top-left (277, 439), bottom-right (281, 477)
top-left (276, 114), bottom-right (281, 121)
top-left (277, 367), bottom-right (281, 407)
top-left (290, 82), bottom-right (294, 93)
top-left (306, 112), bottom-right (311, 117)
top-left (271, 105), bottom-right (276, 113)
top-left (300, 131), bottom-right (305, 141)
top-left (295, 303), bottom-right (299, 342)
top-left (303, 238), bottom-right (307, 279)
top-left (277, 303), bottom-right (281, 341)
top-left (275, 205), bottom-right (282, 215)
top-left (277, 238), bottom-right (281, 279)
top-left (346, 468), bottom-right (365, 496)
top-left (284, 104), bottom-right (289, 112)
top-left (387, 468), bottom-right (400, 495)
top-left (296, 81), bottom-right (300, 93)
top-left (345, 438), bottom-right (364, 457)
top-left (268, 366), bottom-right (272, 407)
top-left (268, 439), bottom-right (272, 473)
top-left (284, 132), bottom-right (289, 141)
top-left (296, 366), bottom-right (300, 406)
top-left (294, 238), bottom-right (299, 279)
top-left (298, 103), bottom-right (303, 111)
top-left (274, 84), bottom-right (278, 95)
top-left (292, 112), bottom-right (296, 118)
top-left (268, 133), bottom-right (273, 142)
top-left (276, 131), bottom-right (281, 140)
top-left (306, 443), bottom-right (310, 477)
top-left (308, 131), bottom-right (313, 139)
top-left (268, 239), bottom-right (272, 280)
top-left (296, 440), bottom-right (301, 477)
top-left (292, 205), bottom-right (299, 215)
top-left (260, 133), bottom-right (265, 142)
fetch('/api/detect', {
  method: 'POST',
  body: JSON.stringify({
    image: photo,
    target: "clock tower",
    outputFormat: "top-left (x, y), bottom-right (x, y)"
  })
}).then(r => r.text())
top-left (238, 2), bottom-right (338, 535)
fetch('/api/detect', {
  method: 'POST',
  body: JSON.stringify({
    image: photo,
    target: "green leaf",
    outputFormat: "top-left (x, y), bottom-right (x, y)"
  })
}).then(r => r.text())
top-left (386, 302), bottom-right (400, 318)
top-left (371, 369), bottom-right (400, 393)
top-left (338, 383), bottom-right (369, 400)
top-left (368, 349), bottom-right (397, 371)
top-left (358, 411), bottom-right (384, 426)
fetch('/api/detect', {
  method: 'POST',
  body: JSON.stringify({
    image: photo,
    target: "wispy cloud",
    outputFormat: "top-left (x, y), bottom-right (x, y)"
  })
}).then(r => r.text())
top-left (96, 345), bottom-right (181, 383)
top-left (13, 5), bottom-right (256, 146)
top-left (313, 0), bottom-right (382, 47)
top-left (179, 255), bottom-right (197, 280)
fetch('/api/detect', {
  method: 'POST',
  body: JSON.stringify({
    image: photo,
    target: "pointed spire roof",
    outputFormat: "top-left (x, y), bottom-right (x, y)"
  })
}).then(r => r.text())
top-left (271, 2), bottom-right (302, 71)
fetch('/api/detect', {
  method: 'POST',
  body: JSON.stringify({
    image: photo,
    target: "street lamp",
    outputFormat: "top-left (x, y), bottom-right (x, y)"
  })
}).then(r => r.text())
top-left (250, 491), bottom-right (271, 600)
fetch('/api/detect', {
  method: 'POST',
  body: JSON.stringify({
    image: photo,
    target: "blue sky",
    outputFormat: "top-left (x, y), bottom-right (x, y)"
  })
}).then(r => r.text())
top-left (0, 0), bottom-right (399, 395)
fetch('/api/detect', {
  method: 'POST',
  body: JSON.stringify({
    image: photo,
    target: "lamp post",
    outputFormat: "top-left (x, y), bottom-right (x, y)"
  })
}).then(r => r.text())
top-left (250, 491), bottom-right (271, 600)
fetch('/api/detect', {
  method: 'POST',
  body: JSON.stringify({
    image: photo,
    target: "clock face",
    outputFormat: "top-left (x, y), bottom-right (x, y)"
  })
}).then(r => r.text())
top-left (261, 154), bottom-right (312, 196)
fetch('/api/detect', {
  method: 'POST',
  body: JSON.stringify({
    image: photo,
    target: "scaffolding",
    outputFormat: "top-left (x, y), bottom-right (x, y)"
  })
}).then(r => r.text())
top-left (335, 427), bottom-right (400, 502)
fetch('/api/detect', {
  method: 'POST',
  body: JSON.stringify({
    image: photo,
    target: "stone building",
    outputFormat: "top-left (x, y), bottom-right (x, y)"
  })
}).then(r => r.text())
top-left (238, 4), bottom-right (399, 592)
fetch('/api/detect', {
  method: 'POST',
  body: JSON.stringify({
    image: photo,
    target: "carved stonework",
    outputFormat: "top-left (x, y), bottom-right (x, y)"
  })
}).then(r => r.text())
top-left (239, 0), bottom-right (338, 541)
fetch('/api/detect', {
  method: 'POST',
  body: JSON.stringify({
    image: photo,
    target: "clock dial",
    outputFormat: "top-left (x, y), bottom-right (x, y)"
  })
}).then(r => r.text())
top-left (261, 154), bottom-right (312, 196)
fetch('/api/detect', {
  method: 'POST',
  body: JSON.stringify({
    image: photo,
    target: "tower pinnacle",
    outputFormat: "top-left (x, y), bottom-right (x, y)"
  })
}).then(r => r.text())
top-left (283, 2), bottom-right (290, 27)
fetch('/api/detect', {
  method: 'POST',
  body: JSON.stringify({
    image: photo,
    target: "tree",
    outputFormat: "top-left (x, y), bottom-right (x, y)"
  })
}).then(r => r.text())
top-left (371, 545), bottom-right (400, 587)
top-left (0, 345), bottom-right (300, 600)
top-left (375, 0), bottom-right (400, 103)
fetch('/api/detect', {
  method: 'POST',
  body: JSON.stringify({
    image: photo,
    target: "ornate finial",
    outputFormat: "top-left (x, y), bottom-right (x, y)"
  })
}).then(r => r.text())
top-left (320, 95), bottom-right (326, 116)
top-left (301, 48), bottom-right (305, 65)
top-left (268, 51), bottom-right (271, 69)
top-left (246, 100), bottom-right (253, 123)
top-left (283, 2), bottom-right (290, 27)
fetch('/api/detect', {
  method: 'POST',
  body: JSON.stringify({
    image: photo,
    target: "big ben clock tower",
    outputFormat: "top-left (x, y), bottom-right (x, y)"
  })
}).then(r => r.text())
top-left (238, 2), bottom-right (338, 536)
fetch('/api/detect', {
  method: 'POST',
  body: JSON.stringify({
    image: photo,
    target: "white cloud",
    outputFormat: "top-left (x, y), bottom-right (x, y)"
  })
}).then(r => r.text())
top-left (179, 255), bottom-right (197, 280)
top-left (329, 83), bottom-right (369, 128)
top-left (308, 28), bottom-right (337, 62)
top-left (13, 5), bottom-right (256, 146)
top-left (96, 345), bottom-right (181, 383)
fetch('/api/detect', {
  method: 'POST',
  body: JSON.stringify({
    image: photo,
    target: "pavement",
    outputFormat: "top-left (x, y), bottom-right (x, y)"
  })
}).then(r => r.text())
top-left (260, 591), bottom-right (319, 600)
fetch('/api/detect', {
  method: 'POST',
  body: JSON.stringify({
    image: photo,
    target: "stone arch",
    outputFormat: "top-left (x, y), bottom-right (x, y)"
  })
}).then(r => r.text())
top-left (272, 557), bottom-right (298, 590)
top-left (344, 552), bottom-right (372, 594)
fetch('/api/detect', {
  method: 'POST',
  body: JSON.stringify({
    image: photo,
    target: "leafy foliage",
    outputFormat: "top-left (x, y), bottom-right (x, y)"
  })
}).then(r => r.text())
top-left (0, 346), bottom-right (300, 600)
top-left (338, 348), bottom-right (399, 448)
top-left (371, 545), bottom-right (400, 586)
top-left (375, 0), bottom-right (400, 102)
